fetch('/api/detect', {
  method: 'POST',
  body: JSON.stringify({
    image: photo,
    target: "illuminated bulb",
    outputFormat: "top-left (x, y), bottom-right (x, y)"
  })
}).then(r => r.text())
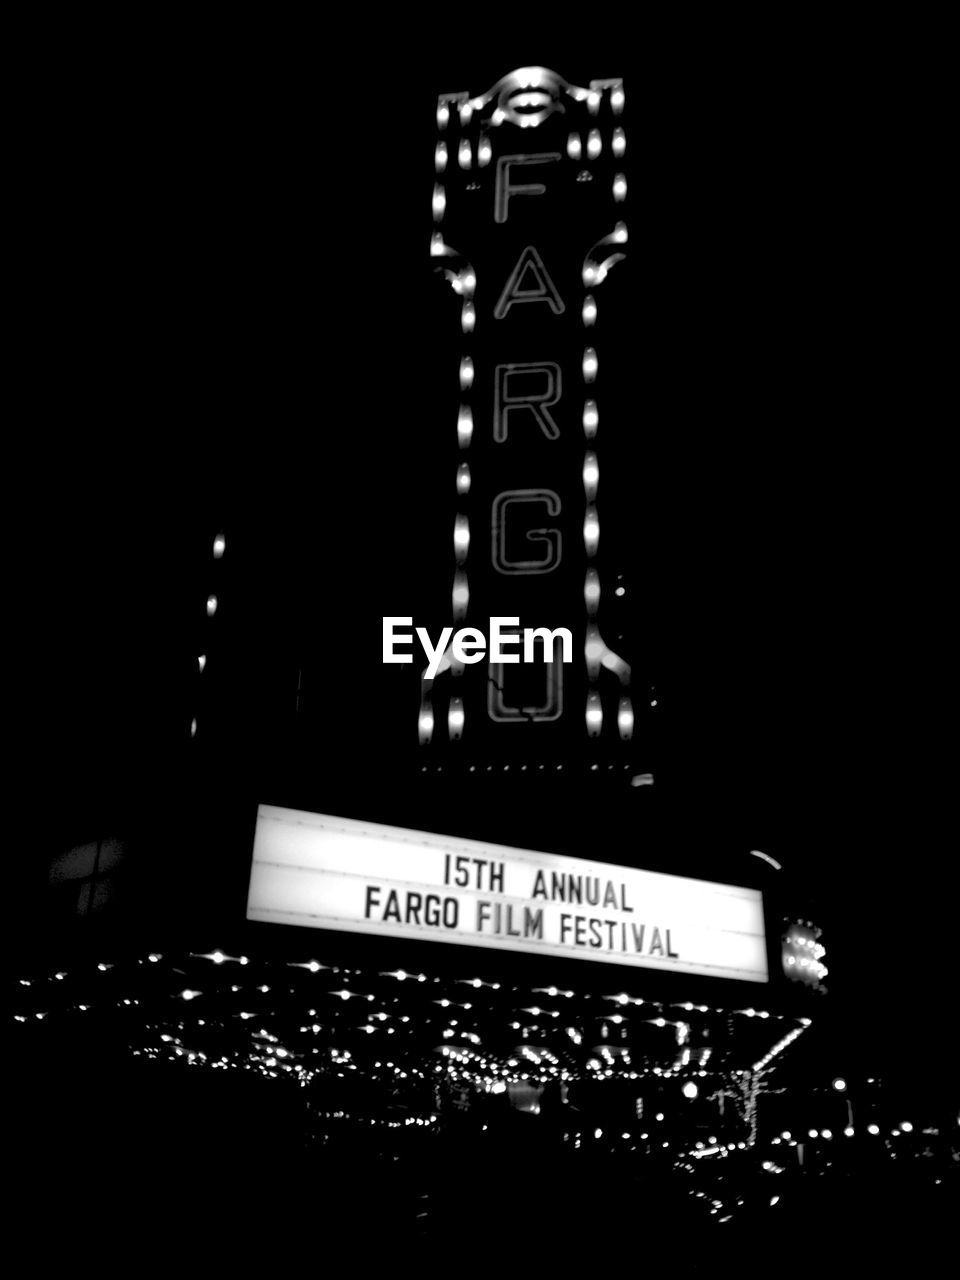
top-left (612, 126), bottom-right (626, 156)
top-left (583, 400), bottom-right (598, 438)
top-left (617, 697), bottom-right (634, 741)
top-left (211, 951), bottom-right (225, 964)
top-left (453, 513), bottom-right (470, 563)
top-left (587, 91), bottom-right (601, 114)
top-left (461, 269), bottom-right (476, 296)
top-left (190, 718), bottom-right (197, 738)
top-left (613, 173), bottom-right (627, 202)
top-left (611, 84), bottom-right (625, 113)
top-left (448, 698), bottom-right (464, 741)
top-left (198, 654), bottom-right (206, 672)
top-left (459, 356), bottom-right (474, 389)
top-left (461, 301), bottom-right (475, 333)
top-left (583, 348), bottom-right (598, 382)
top-left (418, 705), bottom-right (434, 744)
top-left (582, 294), bottom-right (597, 326)
top-left (456, 463), bottom-right (471, 495)
top-left (582, 451), bottom-right (599, 500)
top-left (900, 1121), bottom-right (913, 1133)
top-left (613, 221), bottom-right (628, 243)
top-left (868, 1124), bottom-right (880, 1135)
top-left (458, 139), bottom-right (472, 169)
top-left (682, 1081), bottom-right (698, 1099)
top-left (432, 184), bottom-right (446, 222)
top-left (435, 141), bottom-right (448, 172)
top-left (584, 568), bottom-right (600, 615)
top-left (213, 532), bottom-right (225, 558)
top-left (594, 1128), bottom-right (603, 1139)
top-left (808, 1129), bottom-right (818, 1139)
top-left (437, 102), bottom-right (449, 129)
top-left (567, 133), bottom-right (582, 160)
top-left (477, 135), bottom-right (491, 167)
top-left (457, 405), bottom-right (474, 448)
top-left (587, 129), bottom-right (601, 159)
top-left (583, 504), bottom-right (599, 556)
top-left (832, 1077), bottom-right (847, 1091)
top-left (430, 232), bottom-right (445, 257)
top-left (586, 693), bottom-right (603, 737)
top-left (452, 571), bottom-right (469, 618)
top-left (459, 101), bottom-right (473, 126)
top-left (822, 1129), bottom-right (833, 1140)
top-left (844, 1126), bottom-right (855, 1137)
top-left (206, 594), bottom-right (218, 616)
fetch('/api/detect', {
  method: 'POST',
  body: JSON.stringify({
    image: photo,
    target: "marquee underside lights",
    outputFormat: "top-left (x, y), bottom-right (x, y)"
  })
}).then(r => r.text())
top-left (246, 806), bottom-right (769, 982)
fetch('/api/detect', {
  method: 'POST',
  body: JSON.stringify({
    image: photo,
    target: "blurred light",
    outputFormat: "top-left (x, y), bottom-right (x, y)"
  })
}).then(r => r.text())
top-left (682, 1081), bottom-right (698, 1099)
top-left (453, 514), bottom-right (470, 562)
top-left (206, 594), bottom-right (218, 616)
top-left (213, 533), bottom-right (225, 558)
top-left (582, 452), bottom-right (599, 499)
top-left (617, 697), bottom-right (634, 741)
top-left (457, 405), bottom-right (474, 448)
top-left (448, 699), bottom-right (464, 741)
top-left (584, 569), bottom-right (600, 614)
top-left (867, 1124), bottom-right (880, 1135)
top-left (583, 504), bottom-right (599, 555)
top-left (585, 694), bottom-right (602, 737)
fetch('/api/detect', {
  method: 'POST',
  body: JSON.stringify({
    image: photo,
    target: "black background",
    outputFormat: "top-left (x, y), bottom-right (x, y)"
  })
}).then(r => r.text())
top-left (10, 28), bottom-right (952, 1091)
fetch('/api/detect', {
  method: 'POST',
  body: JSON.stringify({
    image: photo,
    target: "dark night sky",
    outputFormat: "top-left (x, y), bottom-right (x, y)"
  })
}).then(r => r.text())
top-left (10, 35), bottom-right (952, 1075)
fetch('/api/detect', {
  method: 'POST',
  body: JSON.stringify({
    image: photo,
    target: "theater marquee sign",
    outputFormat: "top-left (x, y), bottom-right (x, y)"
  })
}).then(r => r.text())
top-left (247, 805), bottom-right (769, 983)
top-left (419, 67), bottom-right (640, 767)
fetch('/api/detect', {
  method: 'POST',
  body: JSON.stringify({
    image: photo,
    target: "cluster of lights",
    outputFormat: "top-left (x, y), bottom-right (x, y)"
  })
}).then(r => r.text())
top-left (782, 923), bottom-right (828, 987)
top-left (12, 951), bottom-right (815, 1101)
top-left (192, 529), bottom-right (226, 738)
top-left (752, 1019), bottom-right (810, 1072)
top-left (17, 949), bottom-right (943, 1183)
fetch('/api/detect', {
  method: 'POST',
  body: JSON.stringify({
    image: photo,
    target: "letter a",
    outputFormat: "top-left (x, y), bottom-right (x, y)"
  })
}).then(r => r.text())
top-left (494, 246), bottom-right (565, 319)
